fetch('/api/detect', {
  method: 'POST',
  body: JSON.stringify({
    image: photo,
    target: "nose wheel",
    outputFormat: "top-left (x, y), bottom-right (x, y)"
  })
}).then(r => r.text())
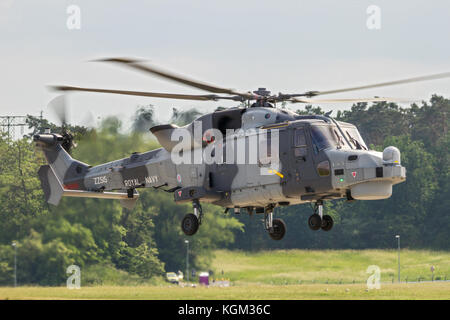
top-left (321, 215), bottom-right (334, 231)
top-left (308, 213), bottom-right (322, 231)
top-left (181, 200), bottom-right (203, 236)
top-left (308, 202), bottom-right (333, 232)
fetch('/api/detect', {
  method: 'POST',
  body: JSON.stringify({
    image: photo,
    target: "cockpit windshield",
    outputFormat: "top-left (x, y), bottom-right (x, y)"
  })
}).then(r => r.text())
top-left (310, 124), bottom-right (367, 152)
top-left (342, 126), bottom-right (368, 150)
top-left (310, 125), bottom-right (340, 152)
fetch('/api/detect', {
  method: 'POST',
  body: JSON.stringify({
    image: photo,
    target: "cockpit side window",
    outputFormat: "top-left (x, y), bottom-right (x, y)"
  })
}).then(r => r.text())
top-left (294, 128), bottom-right (308, 158)
top-left (294, 128), bottom-right (307, 146)
top-left (310, 125), bottom-right (335, 153)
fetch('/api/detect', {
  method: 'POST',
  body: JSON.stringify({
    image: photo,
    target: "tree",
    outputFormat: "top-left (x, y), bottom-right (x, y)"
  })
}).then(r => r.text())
top-left (132, 105), bottom-right (157, 133)
top-left (170, 108), bottom-right (203, 126)
top-left (295, 105), bottom-right (325, 115)
top-left (140, 189), bottom-right (243, 272)
top-left (336, 102), bottom-right (409, 146)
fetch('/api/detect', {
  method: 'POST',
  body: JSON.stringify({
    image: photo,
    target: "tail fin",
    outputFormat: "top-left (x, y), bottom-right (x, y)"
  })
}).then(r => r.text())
top-left (34, 133), bottom-right (90, 185)
top-left (38, 165), bottom-right (64, 206)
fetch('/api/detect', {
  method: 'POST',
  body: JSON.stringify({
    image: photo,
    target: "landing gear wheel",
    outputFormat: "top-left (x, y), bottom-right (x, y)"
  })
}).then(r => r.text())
top-left (308, 214), bottom-right (322, 231)
top-left (321, 215), bottom-right (334, 231)
top-left (269, 218), bottom-right (286, 241)
top-left (181, 213), bottom-right (199, 236)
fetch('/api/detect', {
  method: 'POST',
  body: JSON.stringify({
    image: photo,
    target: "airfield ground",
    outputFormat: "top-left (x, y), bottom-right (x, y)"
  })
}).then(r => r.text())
top-left (1, 249), bottom-right (449, 299)
top-left (211, 249), bottom-right (450, 285)
top-left (0, 282), bottom-right (449, 300)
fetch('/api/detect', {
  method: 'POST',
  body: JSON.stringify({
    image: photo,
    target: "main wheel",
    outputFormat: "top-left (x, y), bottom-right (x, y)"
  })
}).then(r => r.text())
top-left (308, 214), bottom-right (322, 231)
top-left (321, 215), bottom-right (334, 231)
top-left (269, 218), bottom-right (286, 240)
top-left (181, 213), bottom-right (199, 236)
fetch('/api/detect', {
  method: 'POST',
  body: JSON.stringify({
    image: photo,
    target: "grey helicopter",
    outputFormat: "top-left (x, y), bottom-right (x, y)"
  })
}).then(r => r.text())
top-left (34, 58), bottom-right (450, 240)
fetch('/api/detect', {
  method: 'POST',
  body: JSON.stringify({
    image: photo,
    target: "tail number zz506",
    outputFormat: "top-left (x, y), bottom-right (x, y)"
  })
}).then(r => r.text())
top-left (94, 176), bottom-right (108, 185)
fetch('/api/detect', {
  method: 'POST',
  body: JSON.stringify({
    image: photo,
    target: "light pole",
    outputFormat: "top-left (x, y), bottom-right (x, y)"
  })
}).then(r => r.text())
top-left (185, 240), bottom-right (189, 283)
top-left (395, 235), bottom-right (400, 282)
top-left (11, 241), bottom-right (17, 288)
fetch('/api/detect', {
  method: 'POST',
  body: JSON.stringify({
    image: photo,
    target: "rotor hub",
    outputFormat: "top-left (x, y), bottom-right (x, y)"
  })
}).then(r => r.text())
top-left (253, 88), bottom-right (271, 97)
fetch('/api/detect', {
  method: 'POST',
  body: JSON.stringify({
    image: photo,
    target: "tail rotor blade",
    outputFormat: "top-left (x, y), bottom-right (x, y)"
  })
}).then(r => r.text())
top-left (48, 94), bottom-right (69, 126)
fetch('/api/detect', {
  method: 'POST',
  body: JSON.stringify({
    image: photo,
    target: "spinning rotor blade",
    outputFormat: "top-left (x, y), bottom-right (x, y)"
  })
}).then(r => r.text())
top-left (290, 97), bottom-right (415, 104)
top-left (301, 72), bottom-right (450, 97)
top-left (48, 95), bottom-right (68, 126)
top-left (50, 85), bottom-right (243, 101)
top-left (46, 93), bottom-right (95, 154)
top-left (96, 57), bottom-right (253, 99)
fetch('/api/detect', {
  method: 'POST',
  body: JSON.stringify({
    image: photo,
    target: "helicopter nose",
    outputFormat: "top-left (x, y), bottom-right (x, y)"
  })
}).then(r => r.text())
top-left (382, 146), bottom-right (401, 165)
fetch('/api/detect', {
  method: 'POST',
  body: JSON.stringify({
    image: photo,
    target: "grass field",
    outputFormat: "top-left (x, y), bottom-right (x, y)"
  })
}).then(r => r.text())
top-left (211, 249), bottom-right (450, 285)
top-left (0, 282), bottom-right (449, 300)
top-left (0, 249), bottom-right (449, 300)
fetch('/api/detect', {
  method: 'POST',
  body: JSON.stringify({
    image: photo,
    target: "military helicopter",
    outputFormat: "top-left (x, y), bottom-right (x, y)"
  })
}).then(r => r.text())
top-left (34, 58), bottom-right (450, 240)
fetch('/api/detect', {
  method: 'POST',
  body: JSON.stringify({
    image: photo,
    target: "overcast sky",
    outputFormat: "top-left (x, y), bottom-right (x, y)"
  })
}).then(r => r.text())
top-left (1, 0), bottom-right (450, 129)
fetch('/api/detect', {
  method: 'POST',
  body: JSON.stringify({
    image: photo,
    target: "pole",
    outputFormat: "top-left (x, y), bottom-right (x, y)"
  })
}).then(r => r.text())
top-left (396, 235), bottom-right (400, 282)
top-left (185, 240), bottom-right (189, 283)
top-left (12, 242), bottom-right (17, 287)
top-left (40, 110), bottom-right (43, 133)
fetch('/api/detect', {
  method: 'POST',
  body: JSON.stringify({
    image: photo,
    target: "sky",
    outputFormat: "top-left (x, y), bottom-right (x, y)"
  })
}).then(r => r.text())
top-left (1, 0), bottom-right (450, 131)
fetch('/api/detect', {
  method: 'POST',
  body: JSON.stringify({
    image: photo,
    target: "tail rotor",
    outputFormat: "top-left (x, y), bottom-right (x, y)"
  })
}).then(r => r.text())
top-left (47, 94), bottom-right (93, 154)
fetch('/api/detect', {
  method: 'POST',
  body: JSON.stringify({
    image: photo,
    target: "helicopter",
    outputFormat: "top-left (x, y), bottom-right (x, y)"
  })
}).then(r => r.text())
top-left (34, 58), bottom-right (450, 240)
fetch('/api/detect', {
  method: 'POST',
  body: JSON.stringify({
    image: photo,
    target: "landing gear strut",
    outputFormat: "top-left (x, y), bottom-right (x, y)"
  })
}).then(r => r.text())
top-left (264, 205), bottom-right (286, 240)
top-left (181, 200), bottom-right (203, 236)
top-left (308, 201), bottom-right (333, 232)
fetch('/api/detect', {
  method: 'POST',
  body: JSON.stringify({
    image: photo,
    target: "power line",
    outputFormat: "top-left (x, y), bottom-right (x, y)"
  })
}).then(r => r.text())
top-left (0, 111), bottom-right (43, 139)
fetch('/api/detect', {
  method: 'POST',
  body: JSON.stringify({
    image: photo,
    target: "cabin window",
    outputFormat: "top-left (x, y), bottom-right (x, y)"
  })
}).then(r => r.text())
top-left (259, 130), bottom-right (272, 166)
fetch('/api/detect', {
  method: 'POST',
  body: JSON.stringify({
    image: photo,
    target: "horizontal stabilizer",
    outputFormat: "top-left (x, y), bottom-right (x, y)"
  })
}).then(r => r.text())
top-left (38, 165), bottom-right (139, 209)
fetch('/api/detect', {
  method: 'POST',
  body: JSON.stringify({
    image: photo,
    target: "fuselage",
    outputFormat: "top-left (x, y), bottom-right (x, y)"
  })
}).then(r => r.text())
top-left (59, 107), bottom-right (405, 212)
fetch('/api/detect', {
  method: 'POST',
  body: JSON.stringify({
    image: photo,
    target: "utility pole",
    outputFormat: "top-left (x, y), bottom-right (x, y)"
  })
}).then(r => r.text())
top-left (185, 240), bottom-right (189, 283)
top-left (395, 235), bottom-right (400, 282)
top-left (40, 110), bottom-right (43, 133)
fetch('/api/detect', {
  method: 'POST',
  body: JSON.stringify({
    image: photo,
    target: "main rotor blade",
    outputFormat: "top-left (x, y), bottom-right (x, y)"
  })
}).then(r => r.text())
top-left (302, 72), bottom-right (450, 97)
top-left (290, 97), bottom-right (415, 104)
top-left (96, 57), bottom-right (253, 98)
top-left (50, 85), bottom-right (243, 101)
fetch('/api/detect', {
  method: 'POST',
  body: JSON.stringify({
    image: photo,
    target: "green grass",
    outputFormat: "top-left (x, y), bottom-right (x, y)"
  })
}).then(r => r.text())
top-left (1, 249), bottom-right (449, 299)
top-left (211, 249), bottom-right (450, 285)
top-left (0, 283), bottom-right (449, 300)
